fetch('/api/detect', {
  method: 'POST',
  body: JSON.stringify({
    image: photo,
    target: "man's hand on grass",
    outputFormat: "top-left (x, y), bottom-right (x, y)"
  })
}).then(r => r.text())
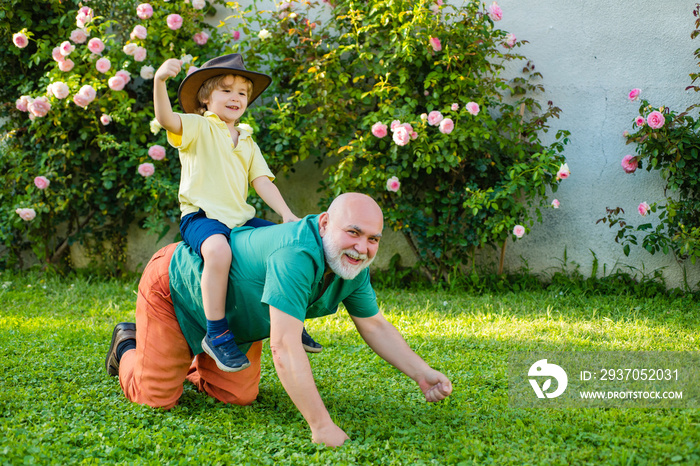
top-left (418, 369), bottom-right (453, 402)
top-left (311, 421), bottom-right (349, 448)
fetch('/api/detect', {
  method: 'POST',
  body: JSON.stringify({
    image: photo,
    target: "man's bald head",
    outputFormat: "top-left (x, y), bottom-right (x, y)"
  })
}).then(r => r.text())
top-left (326, 193), bottom-right (383, 231)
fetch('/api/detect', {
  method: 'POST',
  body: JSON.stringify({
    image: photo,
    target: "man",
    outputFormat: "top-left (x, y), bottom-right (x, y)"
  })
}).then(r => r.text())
top-left (106, 193), bottom-right (452, 447)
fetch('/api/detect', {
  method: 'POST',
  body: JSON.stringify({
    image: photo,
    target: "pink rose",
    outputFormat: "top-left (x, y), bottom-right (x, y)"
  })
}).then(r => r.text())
top-left (623, 130), bottom-right (630, 137)
top-left (557, 163), bottom-right (570, 180)
top-left (88, 38), bottom-right (105, 54)
top-left (513, 225), bottom-right (525, 238)
top-left (34, 176), bottom-right (50, 190)
top-left (108, 75), bottom-right (127, 91)
top-left (15, 208), bottom-right (36, 222)
top-left (96, 57), bottom-right (111, 73)
top-left (628, 88), bottom-right (641, 101)
top-left (16, 96), bottom-right (33, 112)
top-left (73, 93), bottom-right (90, 108)
top-left (140, 65), bottom-right (155, 80)
top-left (131, 25), bottom-right (148, 41)
top-left (504, 33), bottom-right (516, 48)
top-left (186, 65), bottom-right (199, 76)
top-left (466, 102), bottom-right (480, 116)
top-left (73, 85), bottom-right (96, 108)
top-left (451, 103), bottom-right (459, 111)
top-left (49, 82), bottom-right (70, 99)
top-left (371, 122), bottom-right (388, 138)
top-left (487, 2), bottom-right (502, 21)
top-left (411, 131), bottom-right (418, 140)
top-left (148, 144), bottom-right (166, 160)
top-left (79, 85), bottom-right (96, 102)
top-left (116, 70), bottom-right (131, 84)
top-left (167, 14), bottom-right (183, 30)
top-left (13, 32), bottom-right (29, 49)
top-left (551, 199), bottom-right (560, 209)
top-left (638, 202), bottom-right (650, 216)
top-left (28, 97), bottom-right (51, 117)
top-left (647, 111), bottom-right (665, 129)
top-left (232, 31), bottom-right (241, 41)
top-left (193, 31), bottom-right (210, 45)
top-left (58, 59), bottom-right (74, 72)
top-left (386, 176), bottom-right (401, 192)
top-left (133, 46), bottom-right (147, 62)
top-left (393, 127), bottom-right (410, 146)
top-left (192, 0), bottom-right (206, 9)
top-left (76, 6), bottom-right (94, 28)
top-left (70, 29), bottom-right (88, 44)
top-left (429, 37), bottom-right (441, 52)
top-left (52, 47), bottom-right (64, 62)
top-left (439, 118), bottom-right (454, 134)
top-left (100, 114), bottom-right (112, 126)
top-left (621, 155), bottom-right (638, 174)
top-left (427, 110), bottom-right (443, 126)
top-left (401, 123), bottom-right (413, 134)
top-left (59, 40), bottom-right (75, 57)
top-left (634, 116), bottom-right (645, 127)
top-left (136, 3), bottom-right (153, 20)
top-left (390, 120), bottom-right (401, 131)
top-left (123, 43), bottom-right (138, 56)
top-left (431, 4), bottom-right (439, 14)
top-left (138, 162), bottom-right (155, 177)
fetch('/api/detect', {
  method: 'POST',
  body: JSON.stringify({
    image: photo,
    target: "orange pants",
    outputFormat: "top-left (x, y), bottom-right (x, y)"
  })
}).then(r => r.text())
top-left (119, 243), bottom-right (262, 409)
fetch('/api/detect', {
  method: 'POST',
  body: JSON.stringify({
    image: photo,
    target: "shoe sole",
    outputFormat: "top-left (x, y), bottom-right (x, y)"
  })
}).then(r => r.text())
top-left (302, 343), bottom-right (323, 353)
top-left (201, 338), bottom-right (251, 373)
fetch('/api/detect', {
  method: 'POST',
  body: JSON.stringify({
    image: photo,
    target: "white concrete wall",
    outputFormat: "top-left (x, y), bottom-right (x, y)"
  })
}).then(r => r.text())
top-left (496, 1), bottom-right (700, 288)
top-left (117, 0), bottom-right (700, 287)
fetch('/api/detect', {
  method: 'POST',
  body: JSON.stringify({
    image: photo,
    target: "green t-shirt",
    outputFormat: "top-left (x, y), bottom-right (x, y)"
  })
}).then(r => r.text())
top-left (168, 215), bottom-right (379, 354)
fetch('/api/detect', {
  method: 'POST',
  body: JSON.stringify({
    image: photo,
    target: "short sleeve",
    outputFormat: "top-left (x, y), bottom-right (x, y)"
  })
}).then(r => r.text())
top-left (261, 247), bottom-right (319, 321)
top-left (341, 270), bottom-right (379, 318)
top-left (247, 139), bottom-right (275, 184)
top-left (167, 113), bottom-right (201, 151)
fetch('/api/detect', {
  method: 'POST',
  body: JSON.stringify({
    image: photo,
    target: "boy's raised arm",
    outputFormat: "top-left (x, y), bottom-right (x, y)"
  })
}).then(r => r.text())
top-left (153, 58), bottom-right (183, 136)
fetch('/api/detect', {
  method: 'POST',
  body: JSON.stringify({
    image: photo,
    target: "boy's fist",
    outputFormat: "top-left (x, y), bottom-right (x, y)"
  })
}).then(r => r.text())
top-left (155, 59), bottom-right (182, 82)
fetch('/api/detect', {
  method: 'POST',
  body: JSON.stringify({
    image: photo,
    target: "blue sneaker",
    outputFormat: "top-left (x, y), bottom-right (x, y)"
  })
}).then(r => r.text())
top-left (301, 327), bottom-right (323, 353)
top-left (201, 336), bottom-right (250, 372)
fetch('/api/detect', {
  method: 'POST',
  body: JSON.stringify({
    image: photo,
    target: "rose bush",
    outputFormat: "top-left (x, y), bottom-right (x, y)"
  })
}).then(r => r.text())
top-left (598, 5), bottom-right (700, 265)
top-left (227, 0), bottom-right (569, 281)
top-left (0, 0), bottom-right (232, 271)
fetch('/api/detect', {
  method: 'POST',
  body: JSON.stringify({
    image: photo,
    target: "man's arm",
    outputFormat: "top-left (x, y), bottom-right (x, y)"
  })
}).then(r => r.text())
top-left (350, 312), bottom-right (452, 402)
top-left (251, 176), bottom-right (299, 223)
top-left (268, 306), bottom-right (349, 447)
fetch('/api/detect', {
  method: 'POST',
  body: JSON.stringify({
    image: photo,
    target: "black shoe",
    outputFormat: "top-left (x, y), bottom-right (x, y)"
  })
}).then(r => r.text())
top-left (106, 322), bottom-right (136, 377)
top-left (301, 327), bottom-right (323, 353)
top-left (201, 336), bottom-right (250, 372)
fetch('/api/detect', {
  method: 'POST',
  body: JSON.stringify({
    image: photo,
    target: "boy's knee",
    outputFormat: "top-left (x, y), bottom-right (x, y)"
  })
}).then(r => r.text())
top-left (201, 235), bottom-right (232, 265)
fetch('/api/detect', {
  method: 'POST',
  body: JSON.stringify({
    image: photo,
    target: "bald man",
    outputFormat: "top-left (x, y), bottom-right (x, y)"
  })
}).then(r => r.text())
top-left (105, 193), bottom-right (452, 447)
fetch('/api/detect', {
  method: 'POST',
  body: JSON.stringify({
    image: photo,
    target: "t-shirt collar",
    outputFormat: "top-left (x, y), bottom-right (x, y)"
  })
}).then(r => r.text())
top-left (202, 111), bottom-right (250, 140)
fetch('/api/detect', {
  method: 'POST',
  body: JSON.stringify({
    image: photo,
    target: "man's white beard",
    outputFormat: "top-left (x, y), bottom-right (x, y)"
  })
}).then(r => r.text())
top-left (322, 233), bottom-right (375, 280)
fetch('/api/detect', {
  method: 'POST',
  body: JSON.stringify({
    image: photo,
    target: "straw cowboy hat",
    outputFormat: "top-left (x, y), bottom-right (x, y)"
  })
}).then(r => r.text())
top-left (177, 53), bottom-right (272, 114)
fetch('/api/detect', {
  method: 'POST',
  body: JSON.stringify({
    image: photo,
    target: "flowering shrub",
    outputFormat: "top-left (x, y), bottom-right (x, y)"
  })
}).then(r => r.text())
top-left (0, 0), bottom-right (232, 270)
top-left (597, 5), bottom-right (700, 264)
top-left (228, 0), bottom-right (569, 281)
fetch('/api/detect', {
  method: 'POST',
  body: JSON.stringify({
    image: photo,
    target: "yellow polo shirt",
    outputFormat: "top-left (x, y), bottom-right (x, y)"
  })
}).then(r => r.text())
top-left (167, 111), bottom-right (275, 229)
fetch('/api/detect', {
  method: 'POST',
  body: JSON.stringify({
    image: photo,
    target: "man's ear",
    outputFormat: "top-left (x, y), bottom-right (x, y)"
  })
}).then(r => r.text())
top-left (318, 212), bottom-right (329, 237)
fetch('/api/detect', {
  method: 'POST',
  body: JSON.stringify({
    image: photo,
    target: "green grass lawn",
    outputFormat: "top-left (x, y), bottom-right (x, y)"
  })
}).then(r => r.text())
top-left (1, 272), bottom-right (699, 465)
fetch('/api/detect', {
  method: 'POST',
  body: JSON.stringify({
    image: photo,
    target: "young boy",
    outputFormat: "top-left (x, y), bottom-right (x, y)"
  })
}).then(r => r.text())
top-left (153, 54), bottom-right (322, 373)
